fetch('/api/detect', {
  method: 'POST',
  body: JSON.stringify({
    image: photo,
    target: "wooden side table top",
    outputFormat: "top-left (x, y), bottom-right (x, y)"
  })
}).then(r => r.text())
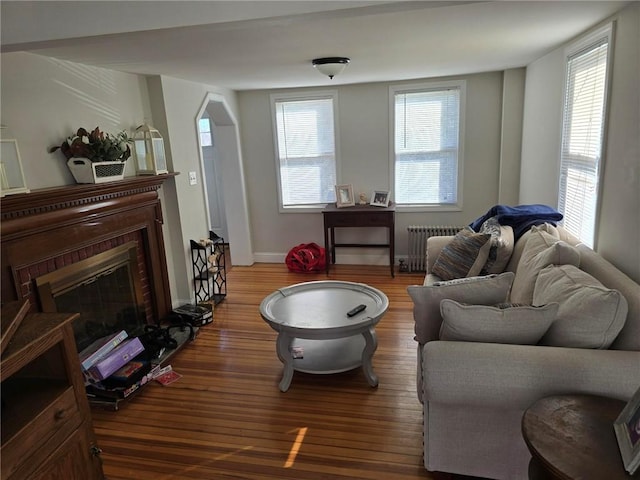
top-left (321, 203), bottom-right (396, 214)
top-left (522, 394), bottom-right (637, 480)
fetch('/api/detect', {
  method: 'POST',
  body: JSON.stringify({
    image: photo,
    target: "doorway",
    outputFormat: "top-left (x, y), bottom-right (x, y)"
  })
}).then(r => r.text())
top-left (198, 113), bottom-right (228, 241)
top-left (195, 93), bottom-right (254, 267)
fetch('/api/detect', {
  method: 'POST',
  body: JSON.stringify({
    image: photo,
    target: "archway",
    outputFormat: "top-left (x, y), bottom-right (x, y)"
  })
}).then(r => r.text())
top-left (195, 93), bottom-right (253, 266)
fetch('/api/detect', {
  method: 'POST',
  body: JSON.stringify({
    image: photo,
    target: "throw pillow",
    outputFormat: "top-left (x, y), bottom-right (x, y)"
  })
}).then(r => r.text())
top-left (479, 216), bottom-right (515, 274)
top-left (439, 299), bottom-right (559, 344)
top-left (533, 264), bottom-right (628, 349)
top-left (533, 222), bottom-right (577, 243)
top-left (431, 228), bottom-right (492, 280)
top-left (408, 271), bottom-right (515, 344)
top-left (510, 229), bottom-right (580, 304)
top-left (506, 223), bottom-right (561, 273)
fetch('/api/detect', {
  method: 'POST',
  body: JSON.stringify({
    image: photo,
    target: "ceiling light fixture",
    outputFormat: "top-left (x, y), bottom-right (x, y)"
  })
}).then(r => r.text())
top-left (312, 57), bottom-right (350, 80)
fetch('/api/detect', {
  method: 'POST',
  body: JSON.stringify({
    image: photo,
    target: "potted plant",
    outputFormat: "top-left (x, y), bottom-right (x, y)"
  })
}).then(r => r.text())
top-left (50, 127), bottom-right (132, 183)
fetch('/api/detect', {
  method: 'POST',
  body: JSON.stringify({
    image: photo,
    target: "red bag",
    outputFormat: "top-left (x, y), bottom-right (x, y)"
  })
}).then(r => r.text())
top-left (285, 243), bottom-right (326, 273)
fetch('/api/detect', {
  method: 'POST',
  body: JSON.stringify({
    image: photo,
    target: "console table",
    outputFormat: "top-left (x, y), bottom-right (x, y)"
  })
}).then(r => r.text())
top-left (322, 203), bottom-right (395, 277)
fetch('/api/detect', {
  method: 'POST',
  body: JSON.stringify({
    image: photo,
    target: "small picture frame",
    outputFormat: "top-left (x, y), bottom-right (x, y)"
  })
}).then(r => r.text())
top-left (614, 385), bottom-right (640, 475)
top-left (370, 190), bottom-right (390, 207)
top-left (335, 184), bottom-right (355, 208)
top-left (0, 139), bottom-right (29, 197)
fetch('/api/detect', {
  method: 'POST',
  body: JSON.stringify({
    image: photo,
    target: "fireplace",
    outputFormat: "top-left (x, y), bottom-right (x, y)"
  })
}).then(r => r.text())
top-left (1, 175), bottom-right (175, 351)
top-left (35, 242), bottom-right (147, 351)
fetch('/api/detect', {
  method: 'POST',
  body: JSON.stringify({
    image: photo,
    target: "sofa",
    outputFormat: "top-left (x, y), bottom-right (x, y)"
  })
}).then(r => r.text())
top-left (408, 223), bottom-right (640, 479)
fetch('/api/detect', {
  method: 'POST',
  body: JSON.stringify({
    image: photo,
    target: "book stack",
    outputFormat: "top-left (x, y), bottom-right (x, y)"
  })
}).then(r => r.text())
top-left (173, 303), bottom-right (213, 327)
top-left (79, 330), bottom-right (152, 410)
top-left (79, 330), bottom-right (128, 371)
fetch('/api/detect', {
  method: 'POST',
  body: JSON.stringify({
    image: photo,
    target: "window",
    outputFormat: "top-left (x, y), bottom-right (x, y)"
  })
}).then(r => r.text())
top-left (199, 117), bottom-right (212, 147)
top-left (271, 92), bottom-right (338, 209)
top-left (559, 24), bottom-right (613, 248)
top-left (391, 81), bottom-right (464, 208)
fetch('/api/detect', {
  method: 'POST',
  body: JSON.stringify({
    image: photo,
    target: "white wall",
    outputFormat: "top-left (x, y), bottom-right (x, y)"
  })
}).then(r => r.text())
top-left (598, 3), bottom-right (640, 282)
top-left (499, 68), bottom-right (526, 205)
top-left (238, 71), bottom-right (518, 264)
top-left (520, 3), bottom-right (640, 282)
top-left (0, 52), bottom-right (251, 308)
top-left (152, 76), bottom-right (252, 305)
top-left (520, 50), bottom-right (565, 206)
top-left (0, 52), bottom-right (187, 306)
top-left (0, 52), bottom-right (149, 188)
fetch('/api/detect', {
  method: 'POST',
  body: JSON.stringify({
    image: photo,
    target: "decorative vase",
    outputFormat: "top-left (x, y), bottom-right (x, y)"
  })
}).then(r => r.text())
top-left (67, 158), bottom-right (125, 184)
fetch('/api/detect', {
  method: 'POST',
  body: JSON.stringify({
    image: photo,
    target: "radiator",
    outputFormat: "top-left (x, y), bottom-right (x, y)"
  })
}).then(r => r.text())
top-left (407, 225), bottom-right (465, 272)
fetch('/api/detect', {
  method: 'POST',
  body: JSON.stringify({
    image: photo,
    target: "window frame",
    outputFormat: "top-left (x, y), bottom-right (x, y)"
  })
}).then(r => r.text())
top-left (389, 80), bottom-right (466, 213)
top-left (270, 90), bottom-right (341, 213)
top-left (558, 22), bottom-right (614, 249)
top-left (198, 116), bottom-right (213, 147)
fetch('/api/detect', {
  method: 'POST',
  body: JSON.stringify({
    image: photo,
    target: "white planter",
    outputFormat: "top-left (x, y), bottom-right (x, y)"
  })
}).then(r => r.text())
top-left (67, 158), bottom-right (125, 184)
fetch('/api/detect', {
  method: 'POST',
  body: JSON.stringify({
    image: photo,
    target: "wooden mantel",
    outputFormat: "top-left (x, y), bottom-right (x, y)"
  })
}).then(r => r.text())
top-left (1, 174), bottom-right (177, 322)
top-left (1, 174), bottom-right (176, 226)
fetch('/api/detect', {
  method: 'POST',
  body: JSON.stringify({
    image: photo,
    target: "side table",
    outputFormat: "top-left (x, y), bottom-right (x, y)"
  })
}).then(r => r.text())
top-left (322, 203), bottom-right (395, 277)
top-left (522, 394), bottom-right (636, 479)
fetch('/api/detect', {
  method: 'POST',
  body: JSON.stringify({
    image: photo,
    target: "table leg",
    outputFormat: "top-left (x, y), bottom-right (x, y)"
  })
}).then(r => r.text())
top-left (361, 327), bottom-right (379, 387)
top-left (276, 332), bottom-right (294, 392)
top-left (323, 221), bottom-right (330, 275)
top-left (389, 224), bottom-right (395, 278)
top-left (330, 227), bottom-right (336, 265)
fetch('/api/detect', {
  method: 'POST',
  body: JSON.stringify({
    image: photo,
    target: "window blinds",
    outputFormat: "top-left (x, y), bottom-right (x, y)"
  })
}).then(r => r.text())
top-left (394, 87), bottom-right (460, 205)
top-left (274, 97), bottom-right (336, 207)
top-left (559, 36), bottom-right (610, 248)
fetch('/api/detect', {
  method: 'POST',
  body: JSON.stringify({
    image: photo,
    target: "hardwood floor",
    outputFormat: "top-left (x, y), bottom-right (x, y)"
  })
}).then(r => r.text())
top-left (91, 264), bottom-right (440, 479)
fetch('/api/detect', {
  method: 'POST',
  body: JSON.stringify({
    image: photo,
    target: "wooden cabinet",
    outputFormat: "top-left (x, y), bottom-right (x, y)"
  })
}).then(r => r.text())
top-left (1, 307), bottom-right (104, 480)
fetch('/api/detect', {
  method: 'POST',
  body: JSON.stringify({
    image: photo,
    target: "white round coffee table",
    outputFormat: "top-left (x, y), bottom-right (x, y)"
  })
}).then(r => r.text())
top-left (259, 280), bottom-right (389, 392)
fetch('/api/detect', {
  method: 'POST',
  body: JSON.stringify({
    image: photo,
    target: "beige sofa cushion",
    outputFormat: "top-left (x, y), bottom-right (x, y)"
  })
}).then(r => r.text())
top-left (409, 272), bottom-right (514, 344)
top-left (506, 223), bottom-right (563, 273)
top-left (479, 217), bottom-right (514, 274)
top-left (439, 300), bottom-right (558, 344)
top-left (510, 229), bottom-right (580, 304)
top-left (534, 264), bottom-right (628, 349)
top-left (431, 228), bottom-right (491, 280)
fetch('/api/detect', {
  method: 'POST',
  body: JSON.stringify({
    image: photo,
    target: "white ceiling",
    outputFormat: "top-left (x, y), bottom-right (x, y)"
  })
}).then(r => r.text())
top-left (1, 1), bottom-right (629, 91)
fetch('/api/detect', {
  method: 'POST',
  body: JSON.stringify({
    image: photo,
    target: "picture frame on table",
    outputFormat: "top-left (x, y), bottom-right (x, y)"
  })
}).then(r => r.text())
top-left (614, 385), bottom-right (640, 475)
top-left (370, 190), bottom-right (390, 207)
top-left (335, 184), bottom-right (355, 208)
top-left (0, 139), bottom-right (29, 197)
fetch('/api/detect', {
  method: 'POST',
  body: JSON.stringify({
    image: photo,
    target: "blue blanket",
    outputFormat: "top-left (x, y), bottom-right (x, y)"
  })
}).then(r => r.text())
top-left (469, 204), bottom-right (563, 240)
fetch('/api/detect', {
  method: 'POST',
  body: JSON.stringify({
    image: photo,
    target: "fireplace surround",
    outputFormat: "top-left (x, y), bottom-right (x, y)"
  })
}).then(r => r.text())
top-left (35, 241), bottom-right (146, 352)
top-left (1, 175), bottom-right (176, 349)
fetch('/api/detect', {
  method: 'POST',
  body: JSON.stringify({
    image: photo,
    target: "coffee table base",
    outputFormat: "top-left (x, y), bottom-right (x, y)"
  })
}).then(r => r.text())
top-left (276, 328), bottom-right (378, 392)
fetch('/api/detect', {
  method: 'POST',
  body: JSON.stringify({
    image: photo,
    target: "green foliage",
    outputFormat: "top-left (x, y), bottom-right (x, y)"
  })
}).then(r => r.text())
top-left (50, 127), bottom-right (132, 162)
